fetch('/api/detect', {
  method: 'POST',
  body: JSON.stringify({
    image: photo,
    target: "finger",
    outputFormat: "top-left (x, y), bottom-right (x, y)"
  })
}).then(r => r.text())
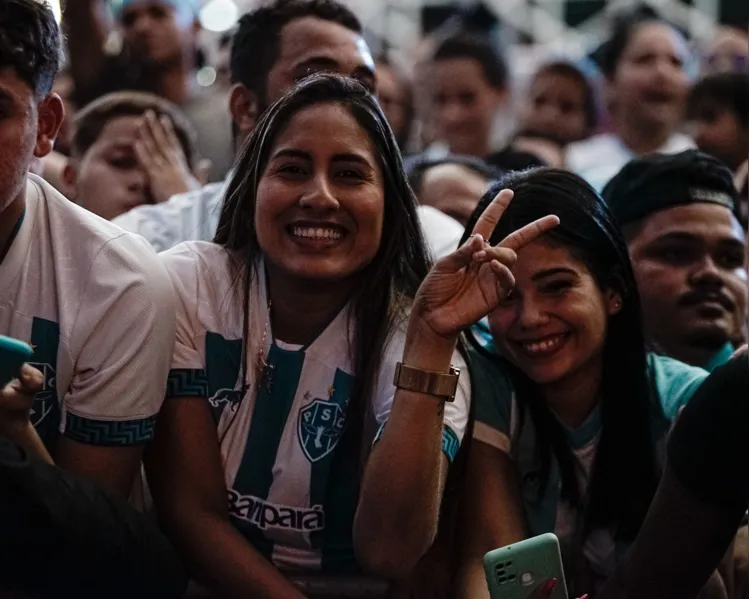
top-left (471, 188), bottom-right (514, 241)
top-left (146, 111), bottom-right (173, 159)
top-left (159, 115), bottom-right (188, 164)
top-left (134, 138), bottom-right (157, 172)
top-left (137, 114), bottom-right (162, 163)
top-left (436, 233), bottom-right (487, 271)
top-left (473, 245), bottom-right (517, 269)
top-left (18, 364), bottom-right (43, 393)
top-left (489, 260), bottom-right (516, 296)
top-left (194, 159), bottom-right (212, 185)
top-left (732, 344), bottom-right (747, 359)
top-left (500, 215), bottom-right (560, 252)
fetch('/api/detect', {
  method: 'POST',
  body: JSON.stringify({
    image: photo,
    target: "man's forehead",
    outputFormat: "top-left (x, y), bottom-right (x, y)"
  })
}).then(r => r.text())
top-left (642, 203), bottom-right (743, 242)
top-left (277, 16), bottom-right (373, 71)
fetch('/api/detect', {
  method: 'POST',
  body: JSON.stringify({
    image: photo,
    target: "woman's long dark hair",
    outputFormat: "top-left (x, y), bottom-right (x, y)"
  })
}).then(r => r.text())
top-left (214, 74), bottom-right (431, 465)
top-left (462, 168), bottom-right (657, 542)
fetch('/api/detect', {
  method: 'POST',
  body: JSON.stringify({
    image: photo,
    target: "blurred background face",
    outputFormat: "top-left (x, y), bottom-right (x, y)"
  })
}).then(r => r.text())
top-left (688, 100), bottom-right (749, 171)
top-left (609, 22), bottom-right (689, 131)
top-left (375, 61), bottom-right (411, 147)
top-left (119, 0), bottom-right (196, 67)
top-left (70, 115), bottom-right (153, 220)
top-left (702, 27), bottom-right (749, 74)
top-left (520, 71), bottom-right (589, 145)
top-left (431, 57), bottom-right (503, 156)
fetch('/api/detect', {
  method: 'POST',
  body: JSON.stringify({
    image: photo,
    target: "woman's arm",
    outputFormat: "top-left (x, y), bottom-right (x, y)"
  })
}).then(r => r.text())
top-left (598, 354), bottom-right (749, 599)
top-left (456, 440), bottom-right (529, 599)
top-left (353, 324), bottom-right (456, 580)
top-left (354, 189), bottom-right (558, 581)
top-left (145, 398), bottom-right (305, 599)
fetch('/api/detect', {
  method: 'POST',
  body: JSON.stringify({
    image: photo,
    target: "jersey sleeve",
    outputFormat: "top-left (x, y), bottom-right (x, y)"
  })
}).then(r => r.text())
top-left (62, 235), bottom-right (176, 445)
top-left (159, 244), bottom-right (209, 399)
top-left (648, 353), bottom-right (710, 420)
top-left (370, 330), bottom-right (471, 464)
top-left (469, 349), bottom-right (515, 453)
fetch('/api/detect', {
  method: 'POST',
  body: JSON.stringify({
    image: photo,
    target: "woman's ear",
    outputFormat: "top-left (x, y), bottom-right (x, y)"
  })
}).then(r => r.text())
top-left (34, 93), bottom-right (65, 158)
top-left (606, 290), bottom-right (623, 315)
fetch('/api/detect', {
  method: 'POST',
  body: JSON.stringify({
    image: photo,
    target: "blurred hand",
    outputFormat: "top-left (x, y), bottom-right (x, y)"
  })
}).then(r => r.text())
top-left (0, 364), bottom-right (43, 435)
top-left (412, 188), bottom-right (559, 340)
top-left (134, 110), bottom-right (202, 204)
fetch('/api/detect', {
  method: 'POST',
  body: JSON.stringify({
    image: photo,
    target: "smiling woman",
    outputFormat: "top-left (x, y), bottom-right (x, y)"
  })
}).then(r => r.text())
top-left (144, 73), bottom-right (558, 598)
top-left (455, 169), bottom-right (714, 599)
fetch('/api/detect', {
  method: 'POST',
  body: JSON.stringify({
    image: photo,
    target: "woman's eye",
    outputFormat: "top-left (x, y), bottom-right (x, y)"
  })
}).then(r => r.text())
top-left (277, 164), bottom-right (306, 177)
top-left (540, 280), bottom-right (572, 294)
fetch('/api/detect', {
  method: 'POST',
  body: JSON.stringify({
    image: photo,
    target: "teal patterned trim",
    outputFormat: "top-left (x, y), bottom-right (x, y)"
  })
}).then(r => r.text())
top-left (441, 426), bottom-right (460, 463)
top-left (166, 368), bottom-right (209, 398)
top-left (64, 413), bottom-right (156, 445)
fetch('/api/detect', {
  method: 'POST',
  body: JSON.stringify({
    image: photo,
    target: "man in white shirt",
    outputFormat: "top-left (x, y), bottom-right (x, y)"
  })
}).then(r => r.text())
top-left (113, 0), bottom-right (464, 258)
top-left (0, 0), bottom-right (176, 499)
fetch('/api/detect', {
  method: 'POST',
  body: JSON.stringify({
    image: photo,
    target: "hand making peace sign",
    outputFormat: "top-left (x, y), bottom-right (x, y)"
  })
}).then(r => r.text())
top-left (414, 188), bottom-right (560, 340)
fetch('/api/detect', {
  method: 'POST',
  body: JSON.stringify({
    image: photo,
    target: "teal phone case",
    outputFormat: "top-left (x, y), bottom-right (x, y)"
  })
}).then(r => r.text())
top-left (484, 533), bottom-right (569, 599)
top-left (0, 335), bottom-right (34, 388)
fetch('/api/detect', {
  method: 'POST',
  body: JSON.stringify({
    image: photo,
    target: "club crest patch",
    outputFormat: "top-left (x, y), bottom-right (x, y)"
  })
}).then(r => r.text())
top-left (298, 399), bottom-right (346, 463)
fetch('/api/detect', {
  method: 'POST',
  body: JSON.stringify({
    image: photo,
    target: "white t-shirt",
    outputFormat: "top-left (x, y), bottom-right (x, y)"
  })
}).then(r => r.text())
top-left (565, 133), bottom-right (695, 192)
top-left (160, 241), bottom-right (471, 572)
top-left (112, 181), bottom-right (465, 260)
top-left (0, 175), bottom-right (176, 446)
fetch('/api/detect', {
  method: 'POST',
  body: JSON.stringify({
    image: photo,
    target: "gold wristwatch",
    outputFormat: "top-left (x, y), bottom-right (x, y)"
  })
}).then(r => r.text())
top-left (393, 363), bottom-right (461, 402)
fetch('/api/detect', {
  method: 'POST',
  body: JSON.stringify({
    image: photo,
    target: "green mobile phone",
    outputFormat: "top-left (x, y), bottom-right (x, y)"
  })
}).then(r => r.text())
top-left (0, 335), bottom-right (34, 388)
top-left (484, 533), bottom-right (569, 599)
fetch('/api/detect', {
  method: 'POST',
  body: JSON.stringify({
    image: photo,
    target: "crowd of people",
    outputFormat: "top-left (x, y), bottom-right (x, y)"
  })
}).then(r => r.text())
top-left (0, 0), bottom-right (747, 598)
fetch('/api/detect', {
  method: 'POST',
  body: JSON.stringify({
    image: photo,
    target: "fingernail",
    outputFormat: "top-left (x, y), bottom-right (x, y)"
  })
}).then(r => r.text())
top-left (580, 595), bottom-right (588, 599)
top-left (473, 250), bottom-right (487, 260)
top-left (543, 579), bottom-right (558, 594)
top-left (474, 233), bottom-right (484, 243)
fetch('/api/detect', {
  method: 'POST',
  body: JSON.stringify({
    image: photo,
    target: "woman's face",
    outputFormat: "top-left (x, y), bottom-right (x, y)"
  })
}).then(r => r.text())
top-left (255, 102), bottom-right (385, 284)
top-left (488, 239), bottom-right (619, 386)
top-left (609, 22), bottom-right (689, 131)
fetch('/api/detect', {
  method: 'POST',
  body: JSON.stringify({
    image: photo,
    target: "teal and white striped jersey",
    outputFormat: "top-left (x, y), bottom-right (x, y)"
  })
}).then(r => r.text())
top-left (471, 348), bottom-right (708, 587)
top-left (161, 242), bottom-right (471, 573)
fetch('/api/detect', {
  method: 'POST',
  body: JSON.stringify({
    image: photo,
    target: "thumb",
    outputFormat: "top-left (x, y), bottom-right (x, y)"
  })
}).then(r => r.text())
top-left (435, 233), bottom-right (486, 272)
top-left (194, 159), bottom-right (212, 185)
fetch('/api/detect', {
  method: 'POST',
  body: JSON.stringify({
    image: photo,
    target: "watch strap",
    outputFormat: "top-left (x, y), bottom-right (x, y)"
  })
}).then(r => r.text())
top-left (393, 362), bottom-right (460, 402)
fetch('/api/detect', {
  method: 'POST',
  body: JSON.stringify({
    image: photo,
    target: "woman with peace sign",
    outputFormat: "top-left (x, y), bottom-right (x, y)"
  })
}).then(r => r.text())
top-left (455, 168), bottom-right (722, 599)
top-left (145, 73), bottom-right (557, 598)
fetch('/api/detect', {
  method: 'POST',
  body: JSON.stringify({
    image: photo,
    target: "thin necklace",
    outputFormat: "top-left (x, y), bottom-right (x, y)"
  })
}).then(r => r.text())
top-left (256, 299), bottom-right (274, 392)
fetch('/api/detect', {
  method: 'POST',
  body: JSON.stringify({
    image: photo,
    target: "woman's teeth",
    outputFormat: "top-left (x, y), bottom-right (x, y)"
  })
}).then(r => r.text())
top-left (291, 226), bottom-right (343, 240)
top-left (521, 334), bottom-right (567, 355)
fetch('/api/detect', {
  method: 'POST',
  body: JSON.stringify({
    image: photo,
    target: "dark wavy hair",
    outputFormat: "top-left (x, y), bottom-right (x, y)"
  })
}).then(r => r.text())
top-left (0, 0), bottom-right (61, 97)
top-left (462, 168), bottom-right (657, 543)
top-left (215, 73), bottom-right (431, 464)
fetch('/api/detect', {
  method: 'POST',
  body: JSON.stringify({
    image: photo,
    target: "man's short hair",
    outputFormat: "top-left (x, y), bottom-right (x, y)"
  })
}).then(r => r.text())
top-left (0, 0), bottom-right (61, 96)
top-left (432, 32), bottom-right (508, 90)
top-left (230, 0), bottom-right (362, 99)
top-left (687, 71), bottom-right (749, 129)
top-left (72, 91), bottom-right (198, 167)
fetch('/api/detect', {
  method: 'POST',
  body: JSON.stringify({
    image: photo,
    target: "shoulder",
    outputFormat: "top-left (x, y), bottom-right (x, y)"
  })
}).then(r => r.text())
top-left (416, 205), bottom-right (464, 259)
top-left (31, 175), bottom-right (161, 272)
top-left (647, 353), bottom-right (709, 420)
top-left (565, 134), bottom-right (620, 167)
top-left (662, 133), bottom-right (695, 153)
top-left (110, 182), bottom-right (225, 246)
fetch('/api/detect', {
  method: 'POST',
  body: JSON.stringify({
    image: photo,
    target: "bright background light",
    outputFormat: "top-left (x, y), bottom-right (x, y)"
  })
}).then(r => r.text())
top-left (199, 0), bottom-right (238, 33)
top-left (47, 0), bottom-right (62, 23)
